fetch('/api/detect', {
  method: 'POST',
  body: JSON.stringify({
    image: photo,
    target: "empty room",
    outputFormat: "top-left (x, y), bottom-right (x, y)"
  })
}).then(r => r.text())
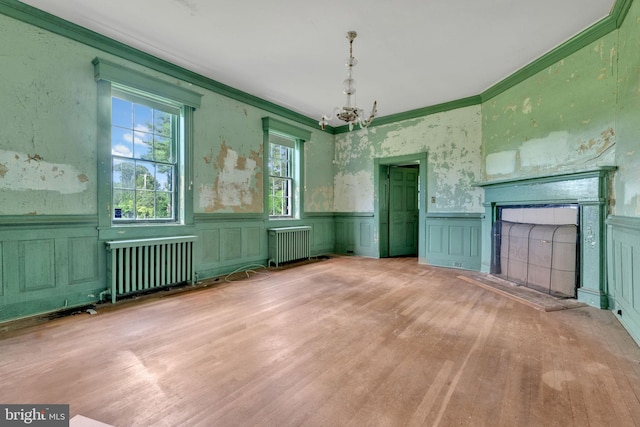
top-left (1, 0), bottom-right (640, 426)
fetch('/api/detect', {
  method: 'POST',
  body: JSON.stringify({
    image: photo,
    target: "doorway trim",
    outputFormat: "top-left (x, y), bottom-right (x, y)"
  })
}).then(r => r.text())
top-left (374, 152), bottom-right (428, 261)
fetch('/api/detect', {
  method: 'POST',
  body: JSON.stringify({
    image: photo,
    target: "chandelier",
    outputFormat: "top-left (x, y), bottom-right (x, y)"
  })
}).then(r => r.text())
top-left (319, 31), bottom-right (377, 131)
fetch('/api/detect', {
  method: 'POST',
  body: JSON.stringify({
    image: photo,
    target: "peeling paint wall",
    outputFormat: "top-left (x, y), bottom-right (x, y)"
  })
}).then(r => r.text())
top-left (615, 0), bottom-right (640, 217)
top-left (197, 138), bottom-right (262, 213)
top-left (1, 12), bottom-right (330, 218)
top-left (482, 0), bottom-right (640, 220)
top-left (333, 106), bottom-right (483, 213)
top-left (192, 93), bottom-right (332, 214)
top-left (482, 32), bottom-right (618, 184)
top-left (193, 94), bottom-right (265, 214)
top-left (304, 131), bottom-right (335, 212)
top-left (0, 14), bottom-right (97, 215)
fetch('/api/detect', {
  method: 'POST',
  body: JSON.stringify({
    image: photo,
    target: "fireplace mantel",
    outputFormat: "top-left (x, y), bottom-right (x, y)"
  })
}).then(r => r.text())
top-left (477, 167), bottom-right (616, 309)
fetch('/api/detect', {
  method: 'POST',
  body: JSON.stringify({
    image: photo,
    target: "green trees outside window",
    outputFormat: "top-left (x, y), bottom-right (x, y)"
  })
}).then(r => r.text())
top-left (268, 142), bottom-right (293, 217)
top-left (111, 94), bottom-right (178, 221)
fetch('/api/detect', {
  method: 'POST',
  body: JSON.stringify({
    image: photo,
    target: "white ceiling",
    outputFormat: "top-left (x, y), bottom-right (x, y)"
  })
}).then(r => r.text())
top-left (19, 0), bottom-right (615, 126)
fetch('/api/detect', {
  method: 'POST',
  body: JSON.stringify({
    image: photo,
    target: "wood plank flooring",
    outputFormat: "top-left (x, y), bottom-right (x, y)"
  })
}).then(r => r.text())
top-left (1, 256), bottom-right (640, 427)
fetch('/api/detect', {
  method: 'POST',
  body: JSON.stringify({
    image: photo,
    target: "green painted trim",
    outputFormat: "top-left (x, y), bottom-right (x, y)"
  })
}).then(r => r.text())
top-left (481, 0), bottom-right (633, 102)
top-left (475, 167), bottom-right (617, 188)
top-left (183, 107), bottom-right (196, 226)
top-left (333, 96), bottom-right (482, 134)
top-left (0, 0), bottom-right (322, 130)
top-left (96, 80), bottom-right (112, 230)
top-left (93, 57), bottom-right (203, 108)
top-left (296, 139), bottom-right (305, 218)
top-left (303, 212), bottom-right (336, 218)
top-left (1, 0), bottom-right (633, 132)
top-left (426, 213), bottom-right (484, 219)
top-left (0, 215), bottom-right (98, 226)
top-left (606, 215), bottom-right (640, 230)
top-left (97, 224), bottom-right (197, 241)
top-left (194, 213), bottom-right (265, 222)
top-left (262, 117), bottom-right (312, 141)
top-left (333, 212), bottom-right (375, 217)
top-left (612, 0), bottom-right (634, 28)
top-left (105, 235), bottom-right (197, 249)
top-left (262, 118), bottom-right (307, 220)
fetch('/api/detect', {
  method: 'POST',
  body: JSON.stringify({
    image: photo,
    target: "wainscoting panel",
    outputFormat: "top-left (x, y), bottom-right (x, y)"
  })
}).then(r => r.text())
top-left (425, 214), bottom-right (483, 271)
top-left (0, 216), bottom-right (103, 323)
top-left (334, 214), bottom-right (377, 257)
top-left (224, 228), bottom-right (243, 261)
top-left (244, 227), bottom-right (262, 258)
top-left (69, 237), bottom-right (100, 285)
top-left (201, 229), bottom-right (221, 264)
top-left (310, 220), bottom-right (335, 255)
top-left (194, 217), bottom-right (267, 279)
top-left (608, 216), bottom-right (640, 346)
top-left (194, 215), bottom-right (336, 280)
top-left (0, 242), bottom-right (3, 297)
top-left (19, 239), bottom-right (56, 292)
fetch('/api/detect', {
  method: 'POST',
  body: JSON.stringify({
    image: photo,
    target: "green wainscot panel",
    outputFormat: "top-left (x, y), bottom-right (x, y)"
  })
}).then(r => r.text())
top-left (607, 216), bottom-right (640, 347)
top-left (424, 214), bottom-right (483, 271)
top-left (0, 217), bottom-right (104, 323)
top-left (334, 214), bottom-right (377, 258)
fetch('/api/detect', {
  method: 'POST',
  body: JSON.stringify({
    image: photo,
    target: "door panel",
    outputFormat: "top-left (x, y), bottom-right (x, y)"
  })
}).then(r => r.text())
top-left (389, 166), bottom-right (418, 256)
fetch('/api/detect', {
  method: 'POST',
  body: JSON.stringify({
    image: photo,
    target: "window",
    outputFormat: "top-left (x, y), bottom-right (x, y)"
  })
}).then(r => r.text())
top-left (262, 118), bottom-right (311, 220)
top-left (111, 91), bottom-right (180, 221)
top-left (268, 134), bottom-right (295, 217)
top-left (93, 57), bottom-right (202, 231)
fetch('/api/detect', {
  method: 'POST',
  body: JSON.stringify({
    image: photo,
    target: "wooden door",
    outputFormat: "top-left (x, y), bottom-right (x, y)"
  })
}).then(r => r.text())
top-left (388, 166), bottom-right (418, 257)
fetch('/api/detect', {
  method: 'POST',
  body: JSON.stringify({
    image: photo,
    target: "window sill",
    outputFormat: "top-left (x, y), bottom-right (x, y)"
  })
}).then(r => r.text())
top-left (98, 223), bottom-right (195, 241)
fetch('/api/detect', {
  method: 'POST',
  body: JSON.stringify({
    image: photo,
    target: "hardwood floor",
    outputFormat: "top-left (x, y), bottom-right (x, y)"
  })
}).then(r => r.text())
top-left (1, 257), bottom-right (639, 427)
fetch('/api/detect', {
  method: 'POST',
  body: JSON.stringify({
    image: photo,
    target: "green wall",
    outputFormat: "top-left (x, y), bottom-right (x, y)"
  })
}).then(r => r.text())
top-left (0, 14), bottom-right (98, 215)
top-left (476, 0), bottom-right (640, 343)
top-left (1, 0), bottom-right (639, 334)
top-left (333, 106), bottom-right (483, 214)
top-left (0, 8), bottom-right (334, 322)
top-left (481, 32), bottom-right (618, 182)
top-left (615, 0), bottom-right (640, 218)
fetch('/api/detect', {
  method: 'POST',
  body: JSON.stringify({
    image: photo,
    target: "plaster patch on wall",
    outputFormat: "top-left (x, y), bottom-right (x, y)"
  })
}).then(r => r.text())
top-left (199, 142), bottom-right (262, 212)
top-left (334, 170), bottom-right (374, 212)
top-left (520, 131), bottom-right (572, 167)
top-left (522, 97), bottom-right (533, 114)
top-left (0, 149), bottom-right (88, 194)
top-left (486, 151), bottom-right (517, 175)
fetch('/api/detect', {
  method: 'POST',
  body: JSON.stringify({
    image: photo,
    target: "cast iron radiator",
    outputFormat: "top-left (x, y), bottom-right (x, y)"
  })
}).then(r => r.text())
top-left (268, 226), bottom-right (311, 267)
top-left (105, 235), bottom-right (197, 303)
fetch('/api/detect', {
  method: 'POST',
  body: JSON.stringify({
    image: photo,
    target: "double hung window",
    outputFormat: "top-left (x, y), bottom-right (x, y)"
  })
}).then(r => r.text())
top-left (93, 57), bottom-right (202, 231)
top-left (268, 134), bottom-right (295, 218)
top-left (111, 90), bottom-right (179, 221)
top-left (262, 117), bottom-right (311, 220)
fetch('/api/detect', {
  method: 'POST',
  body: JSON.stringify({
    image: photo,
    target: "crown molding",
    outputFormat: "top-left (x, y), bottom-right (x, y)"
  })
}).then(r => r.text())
top-left (0, 0), bottom-right (320, 130)
top-left (0, 0), bottom-right (634, 132)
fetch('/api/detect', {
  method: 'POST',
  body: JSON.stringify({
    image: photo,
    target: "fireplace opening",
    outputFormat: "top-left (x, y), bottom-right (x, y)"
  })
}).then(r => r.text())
top-left (490, 205), bottom-right (580, 298)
